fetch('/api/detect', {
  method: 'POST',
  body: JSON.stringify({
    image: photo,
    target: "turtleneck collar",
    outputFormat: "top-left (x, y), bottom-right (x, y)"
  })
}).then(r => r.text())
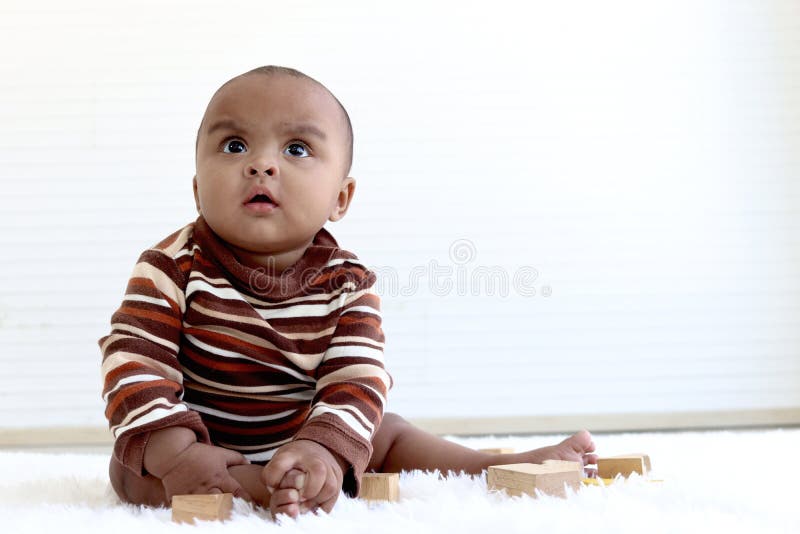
top-left (192, 216), bottom-right (341, 300)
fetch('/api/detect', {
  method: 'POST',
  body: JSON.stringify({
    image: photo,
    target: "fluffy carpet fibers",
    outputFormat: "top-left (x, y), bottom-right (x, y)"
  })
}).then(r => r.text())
top-left (1, 429), bottom-right (797, 534)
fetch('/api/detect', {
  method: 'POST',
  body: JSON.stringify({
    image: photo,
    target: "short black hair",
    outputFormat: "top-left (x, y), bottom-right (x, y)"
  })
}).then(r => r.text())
top-left (197, 65), bottom-right (354, 175)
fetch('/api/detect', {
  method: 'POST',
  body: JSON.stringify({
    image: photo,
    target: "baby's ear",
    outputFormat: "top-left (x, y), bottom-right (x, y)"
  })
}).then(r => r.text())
top-left (329, 177), bottom-right (356, 222)
top-left (192, 176), bottom-right (201, 214)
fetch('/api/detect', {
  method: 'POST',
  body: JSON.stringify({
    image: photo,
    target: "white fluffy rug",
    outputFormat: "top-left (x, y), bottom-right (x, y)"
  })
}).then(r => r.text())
top-left (1, 429), bottom-right (798, 534)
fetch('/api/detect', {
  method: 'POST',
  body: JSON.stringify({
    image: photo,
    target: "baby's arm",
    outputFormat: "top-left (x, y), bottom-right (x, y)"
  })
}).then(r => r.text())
top-left (143, 427), bottom-right (253, 502)
top-left (267, 268), bottom-right (390, 515)
top-left (100, 249), bottom-right (210, 477)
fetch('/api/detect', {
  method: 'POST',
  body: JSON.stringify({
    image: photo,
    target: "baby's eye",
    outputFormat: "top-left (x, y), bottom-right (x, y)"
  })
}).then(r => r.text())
top-left (223, 139), bottom-right (247, 153)
top-left (284, 143), bottom-right (310, 158)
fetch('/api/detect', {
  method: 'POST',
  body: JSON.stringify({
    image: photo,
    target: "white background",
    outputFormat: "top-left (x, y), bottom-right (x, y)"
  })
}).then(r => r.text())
top-left (0, 0), bottom-right (798, 432)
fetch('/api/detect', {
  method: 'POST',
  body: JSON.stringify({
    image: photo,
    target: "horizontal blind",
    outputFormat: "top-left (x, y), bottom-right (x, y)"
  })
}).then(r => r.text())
top-left (0, 0), bottom-right (797, 432)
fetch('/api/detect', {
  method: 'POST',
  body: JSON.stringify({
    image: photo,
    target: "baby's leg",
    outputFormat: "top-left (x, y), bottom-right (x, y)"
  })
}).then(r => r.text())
top-left (108, 456), bottom-right (269, 508)
top-left (369, 413), bottom-right (598, 474)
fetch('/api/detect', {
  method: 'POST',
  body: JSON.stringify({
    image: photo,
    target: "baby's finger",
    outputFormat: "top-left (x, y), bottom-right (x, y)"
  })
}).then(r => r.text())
top-left (273, 502), bottom-right (300, 519)
top-left (262, 452), bottom-right (301, 491)
top-left (278, 468), bottom-right (307, 491)
top-left (299, 459), bottom-right (328, 501)
top-left (298, 502), bottom-right (320, 515)
top-left (269, 488), bottom-right (301, 518)
top-left (219, 476), bottom-right (254, 503)
top-left (299, 461), bottom-right (339, 513)
top-left (222, 448), bottom-right (251, 467)
top-left (316, 492), bottom-right (338, 514)
top-left (584, 453), bottom-right (599, 466)
top-left (313, 463), bottom-right (340, 513)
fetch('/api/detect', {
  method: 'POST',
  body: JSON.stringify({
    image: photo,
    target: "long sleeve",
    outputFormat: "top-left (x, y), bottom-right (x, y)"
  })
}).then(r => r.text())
top-left (293, 270), bottom-right (391, 496)
top-left (101, 218), bottom-right (392, 483)
top-left (99, 249), bottom-right (210, 475)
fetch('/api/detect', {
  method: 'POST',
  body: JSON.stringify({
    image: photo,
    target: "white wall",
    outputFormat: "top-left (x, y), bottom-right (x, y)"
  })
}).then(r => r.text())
top-left (0, 0), bottom-right (798, 434)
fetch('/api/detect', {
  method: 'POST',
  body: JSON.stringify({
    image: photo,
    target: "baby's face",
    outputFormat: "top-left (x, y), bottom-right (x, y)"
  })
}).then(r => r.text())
top-left (194, 73), bottom-right (353, 264)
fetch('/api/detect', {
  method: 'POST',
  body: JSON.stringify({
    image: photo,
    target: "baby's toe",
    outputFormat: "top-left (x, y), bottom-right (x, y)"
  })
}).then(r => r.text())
top-left (565, 430), bottom-right (595, 454)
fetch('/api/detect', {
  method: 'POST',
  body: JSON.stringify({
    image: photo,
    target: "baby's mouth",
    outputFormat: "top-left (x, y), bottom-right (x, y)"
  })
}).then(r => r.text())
top-left (247, 194), bottom-right (275, 205)
top-left (243, 185), bottom-right (279, 209)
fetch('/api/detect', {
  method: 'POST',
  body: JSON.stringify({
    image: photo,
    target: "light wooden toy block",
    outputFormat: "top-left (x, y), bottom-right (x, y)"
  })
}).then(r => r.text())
top-left (596, 454), bottom-right (652, 479)
top-left (543, 459), bottom-right (583, 469)
top-left (360, 473), bottom-right (400, 502)
top-left (487, 462), bottom-right (582, 499)
top-left (171, 493), bottom-right (233, 524)
top-left (479, 447), bottom-right (515, 454)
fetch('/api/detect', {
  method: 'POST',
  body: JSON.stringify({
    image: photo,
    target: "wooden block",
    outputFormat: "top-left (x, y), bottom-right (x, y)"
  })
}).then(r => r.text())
top-left (360, 473), bottom-right (400, 502)
top-left (478, 447), bottom-right (515, 454)
top-left (171, 493), bottom-right (233, 524)
top-left (487, 462), bottom-right (582, 499)
top-left (596, 454), bottom-right (651, 479)
top-left (543, 459), bottom-right (583, 470)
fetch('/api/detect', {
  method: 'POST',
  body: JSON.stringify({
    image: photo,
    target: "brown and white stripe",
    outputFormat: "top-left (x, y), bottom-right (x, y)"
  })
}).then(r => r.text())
top-left (100, 217), bottom-right (389, 492)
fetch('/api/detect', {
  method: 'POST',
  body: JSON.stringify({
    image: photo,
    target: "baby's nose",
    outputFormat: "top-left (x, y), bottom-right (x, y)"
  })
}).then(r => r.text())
top-left (246, 162), bottom-right (277, 177)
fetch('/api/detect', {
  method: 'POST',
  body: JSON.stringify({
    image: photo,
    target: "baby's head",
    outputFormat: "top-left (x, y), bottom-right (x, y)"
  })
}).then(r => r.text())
top-left (193, 66), bottom-right (356, 270)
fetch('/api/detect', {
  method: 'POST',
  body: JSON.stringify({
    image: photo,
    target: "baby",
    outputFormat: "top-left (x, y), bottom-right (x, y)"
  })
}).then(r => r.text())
top-left (100, 66), bottom-right (597, 518)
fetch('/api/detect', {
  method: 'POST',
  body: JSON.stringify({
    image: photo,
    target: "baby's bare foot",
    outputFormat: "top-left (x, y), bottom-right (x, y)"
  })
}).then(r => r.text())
top-left (493, 430), bottom-right (598, 470)
top-left (548, 430), bottom-right (598, 466)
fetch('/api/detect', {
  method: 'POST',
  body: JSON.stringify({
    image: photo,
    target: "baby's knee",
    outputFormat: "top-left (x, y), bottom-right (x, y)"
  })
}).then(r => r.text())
top-left (381, 412), bottom-right (409, 430)
top-left (378, 412), bottom-right (413, 442)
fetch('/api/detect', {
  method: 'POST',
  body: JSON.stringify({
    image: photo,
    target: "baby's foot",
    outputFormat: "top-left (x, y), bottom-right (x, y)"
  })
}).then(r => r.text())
top-left (496, 430), bottom-right (598, 470)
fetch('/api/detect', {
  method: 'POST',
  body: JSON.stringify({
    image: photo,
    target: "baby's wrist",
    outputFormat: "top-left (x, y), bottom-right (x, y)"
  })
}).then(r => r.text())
top-left (143, 427), bottom-right (198, 478)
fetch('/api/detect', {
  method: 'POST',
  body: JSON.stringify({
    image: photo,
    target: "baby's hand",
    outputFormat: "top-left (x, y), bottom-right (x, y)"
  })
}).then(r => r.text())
top-left (159, 442), bottom-right (253, 503)
top-left (267, 468), bottom-right (309, 517)
top-left (262, 439), bottom-right (346, 518)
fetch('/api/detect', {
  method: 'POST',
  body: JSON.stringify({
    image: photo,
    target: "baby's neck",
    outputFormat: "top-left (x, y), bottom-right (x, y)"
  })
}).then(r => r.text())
top-left (231, 242), bottom-right (311, 274)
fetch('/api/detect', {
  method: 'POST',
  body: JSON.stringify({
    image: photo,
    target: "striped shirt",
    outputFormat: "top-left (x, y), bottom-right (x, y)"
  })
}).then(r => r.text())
top-left (99, 216), bottom-right (389, 494)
